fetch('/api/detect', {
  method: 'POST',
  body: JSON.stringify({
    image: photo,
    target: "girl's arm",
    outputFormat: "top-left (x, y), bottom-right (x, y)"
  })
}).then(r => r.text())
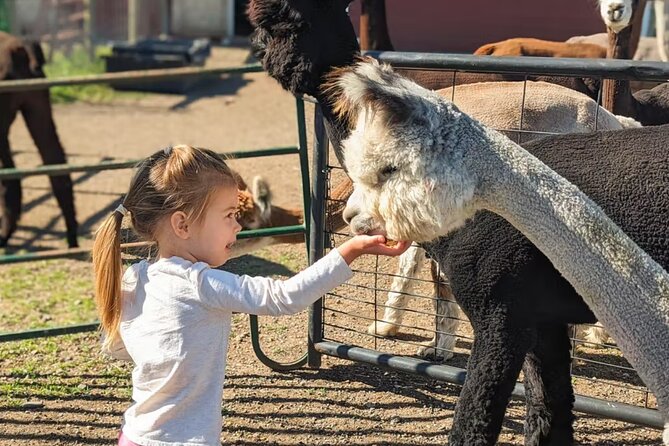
top-left (198, 235), bottom-right (409, 316)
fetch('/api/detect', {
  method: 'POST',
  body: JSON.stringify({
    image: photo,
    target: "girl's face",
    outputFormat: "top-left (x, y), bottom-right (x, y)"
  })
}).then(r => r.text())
top-left (188, 185), bottom-right (242, 267)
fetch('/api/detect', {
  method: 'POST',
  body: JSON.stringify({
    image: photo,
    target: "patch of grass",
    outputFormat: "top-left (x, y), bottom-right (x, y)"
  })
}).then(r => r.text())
top-left (0, 335), bottom-right (133, 408)
top-left (0, 259), bottom-right (95, 333)
top-left (43, 45), bottom-right (144, 104)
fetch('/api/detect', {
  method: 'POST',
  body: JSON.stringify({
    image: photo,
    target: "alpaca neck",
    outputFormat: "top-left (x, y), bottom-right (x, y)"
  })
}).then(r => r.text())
top-left (476, 128), bottom-right (669, 414)
top-left (602, 27), bottom-right (636, 115)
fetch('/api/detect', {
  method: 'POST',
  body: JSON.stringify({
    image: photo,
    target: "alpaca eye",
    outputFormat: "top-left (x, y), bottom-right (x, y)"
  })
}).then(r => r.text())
top-left (380, 165), bottom-right (398, 177)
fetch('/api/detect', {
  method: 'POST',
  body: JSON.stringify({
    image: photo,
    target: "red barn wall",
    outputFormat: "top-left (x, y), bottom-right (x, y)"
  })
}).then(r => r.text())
top-left (348, 1), bottom-right (606, 53)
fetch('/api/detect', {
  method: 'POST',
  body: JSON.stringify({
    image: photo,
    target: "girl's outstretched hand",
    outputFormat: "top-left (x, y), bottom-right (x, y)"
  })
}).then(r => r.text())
top-left (337, 234), bottom-right (412, 265)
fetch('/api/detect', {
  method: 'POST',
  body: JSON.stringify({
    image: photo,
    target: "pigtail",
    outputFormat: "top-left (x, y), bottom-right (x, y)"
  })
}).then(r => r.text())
top-left (91, 209), bottom-right (125, 351)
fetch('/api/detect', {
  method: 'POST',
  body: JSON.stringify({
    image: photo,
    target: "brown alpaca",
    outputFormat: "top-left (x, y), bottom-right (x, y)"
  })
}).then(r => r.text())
top-left (231, 174), bottom-right (304, 257)
top-left (0, 31), bottom-right (78, 248)
top-left (474, 37), bottom-right (607, 58)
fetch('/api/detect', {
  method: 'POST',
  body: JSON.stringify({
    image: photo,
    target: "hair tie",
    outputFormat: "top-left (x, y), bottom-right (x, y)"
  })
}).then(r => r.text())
top-left (115, 204), bottom-right (128, 216)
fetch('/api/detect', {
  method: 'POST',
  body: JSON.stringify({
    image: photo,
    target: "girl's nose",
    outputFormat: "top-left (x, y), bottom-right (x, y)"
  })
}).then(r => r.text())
top-left (234, 220), bottom-right (242, 234)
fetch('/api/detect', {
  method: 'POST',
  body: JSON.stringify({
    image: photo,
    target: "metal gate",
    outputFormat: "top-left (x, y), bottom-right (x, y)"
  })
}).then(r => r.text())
top-left (307, 51), bottom-right (669, 429)
top-left (0, 63), bottom-right (316, 374)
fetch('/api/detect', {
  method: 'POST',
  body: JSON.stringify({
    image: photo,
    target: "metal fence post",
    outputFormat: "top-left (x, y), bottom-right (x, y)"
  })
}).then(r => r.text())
top-left (308, 104), bottom-right (329, 368)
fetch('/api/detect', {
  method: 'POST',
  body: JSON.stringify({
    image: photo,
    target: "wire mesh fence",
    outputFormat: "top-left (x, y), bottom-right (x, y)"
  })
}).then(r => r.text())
top-left (313, 52), bottom-right (669, 425)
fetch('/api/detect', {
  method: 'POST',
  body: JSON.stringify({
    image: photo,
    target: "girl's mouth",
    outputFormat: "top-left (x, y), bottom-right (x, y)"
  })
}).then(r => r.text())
top-left (226, 241), bottom-right (236, 250)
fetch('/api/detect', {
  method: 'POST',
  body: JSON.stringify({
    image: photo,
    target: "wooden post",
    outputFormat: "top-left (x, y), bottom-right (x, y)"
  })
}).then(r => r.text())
top-left (84, 0), bottom-right (96, 59)
top-left (128, 0), bottom-right (138, 43)
top-left (161, 0), bottom-right (171, 37)
top-left (359, 0), bottom-right (394, 51)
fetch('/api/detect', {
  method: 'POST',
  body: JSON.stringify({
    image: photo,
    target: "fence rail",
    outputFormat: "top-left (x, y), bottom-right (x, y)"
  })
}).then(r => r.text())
top-left (1, 63), bottom-right (314, 373)
top-left (367, 51), bottom-right (669, 81)
top-left (0, 63), bottom-right (263, 93)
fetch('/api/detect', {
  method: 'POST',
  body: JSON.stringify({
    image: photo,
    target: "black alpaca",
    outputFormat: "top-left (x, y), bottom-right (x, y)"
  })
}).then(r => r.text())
top-left (420, 124), bottom-right (669, 445)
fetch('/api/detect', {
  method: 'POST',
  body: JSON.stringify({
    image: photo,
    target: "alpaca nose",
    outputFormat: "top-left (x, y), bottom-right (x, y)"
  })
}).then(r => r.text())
top-left (343, 187), bottom-right (363, 224)
top-left (608, 3), bottom-right (625, 21)
top-left (342, 204), bottom-right (358, 225)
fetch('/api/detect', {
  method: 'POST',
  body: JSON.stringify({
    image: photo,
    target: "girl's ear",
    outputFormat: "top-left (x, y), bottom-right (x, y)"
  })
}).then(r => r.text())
top-left (171, 211), bottom-right (191, 240)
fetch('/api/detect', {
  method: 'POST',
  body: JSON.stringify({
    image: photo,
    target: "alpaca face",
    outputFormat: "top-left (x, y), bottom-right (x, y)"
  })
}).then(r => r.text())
top-left (331, 60), bottom-right (478, 242)
top-left (247, 0), bottom-right (359, 98)
top-left (599, 0), bottom-right (638, 32)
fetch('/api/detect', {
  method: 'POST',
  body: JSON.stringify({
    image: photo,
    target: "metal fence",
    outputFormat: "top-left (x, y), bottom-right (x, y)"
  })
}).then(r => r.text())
top-left (307, 51), bottom-right (669, 429)
top-left (0, 63), bottom-right (317, 372)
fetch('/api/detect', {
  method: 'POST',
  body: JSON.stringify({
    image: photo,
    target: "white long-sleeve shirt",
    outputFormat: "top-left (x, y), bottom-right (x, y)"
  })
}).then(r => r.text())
top-left (110, 249), bottom-right (352, 446)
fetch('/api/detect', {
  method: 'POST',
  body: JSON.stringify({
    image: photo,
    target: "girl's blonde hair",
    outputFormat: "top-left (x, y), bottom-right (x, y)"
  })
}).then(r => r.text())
top-left (92, 144), bottom-right (237, 351)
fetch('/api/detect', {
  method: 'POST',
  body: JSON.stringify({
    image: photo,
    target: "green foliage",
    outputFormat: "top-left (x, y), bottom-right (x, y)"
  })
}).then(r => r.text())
top-left (43, 45), bottom-right (143, 104)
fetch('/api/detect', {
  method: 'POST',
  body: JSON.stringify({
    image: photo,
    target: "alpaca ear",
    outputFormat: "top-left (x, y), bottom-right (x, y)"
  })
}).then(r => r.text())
top-left (328, 60), bottom-right (415, 126)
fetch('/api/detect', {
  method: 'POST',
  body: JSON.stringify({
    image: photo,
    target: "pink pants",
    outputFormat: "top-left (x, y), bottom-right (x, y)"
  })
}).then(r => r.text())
top-left (118, 431), bottom-right (141, 446)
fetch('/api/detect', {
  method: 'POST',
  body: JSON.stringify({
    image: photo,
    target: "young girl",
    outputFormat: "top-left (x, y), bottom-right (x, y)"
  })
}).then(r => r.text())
top-left (92, 144), bottom-right (409, 446)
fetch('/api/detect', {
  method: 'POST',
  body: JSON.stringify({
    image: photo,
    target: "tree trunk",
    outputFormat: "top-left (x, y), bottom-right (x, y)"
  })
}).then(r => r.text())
top-left (359, 0), bottom-right (394, 51)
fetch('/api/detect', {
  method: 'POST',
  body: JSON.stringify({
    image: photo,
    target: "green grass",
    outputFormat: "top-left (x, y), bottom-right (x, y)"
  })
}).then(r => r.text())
top-left (0, 259), bottom-right (95, 333)
top-left (43, 45), bottom-right (144, 104)
top-left (0, 335), bottom-right (132, 407)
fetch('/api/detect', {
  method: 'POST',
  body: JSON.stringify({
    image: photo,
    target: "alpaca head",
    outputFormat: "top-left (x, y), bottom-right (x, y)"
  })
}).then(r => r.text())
top-left (328, 59), bottom-right (479, 242)
top-left (247, 0), bottom-right (359, 98)
top-left (236, 176), bottom-right (274, 230)
top-left (598, 0), bottom-right (639, 32)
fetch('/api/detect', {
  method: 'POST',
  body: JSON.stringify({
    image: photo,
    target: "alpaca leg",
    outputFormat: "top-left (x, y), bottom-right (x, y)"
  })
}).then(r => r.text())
top-left (20, 89), bottom-right (78, 247)
top-left (417, 260), bottom-right (460, 361)
top-left (523, 324), bottom-right (574, 446)
top-left (449, 316), bottom-right (534, 446)
top-left (0, 94), bottom-right (21, 247)
top-left (367, 245), bottom-right (425, 337)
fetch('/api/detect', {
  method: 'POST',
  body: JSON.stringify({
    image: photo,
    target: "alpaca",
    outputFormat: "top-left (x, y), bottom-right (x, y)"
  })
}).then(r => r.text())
top-left (0, 31), bottom-right (78, 248)
top-left (246, 0), bottom-right (601, 123)
top-left (247, 1), bottom-right (669, 444)
top-left (361, 73), bottom-right (628, 346)
top-left (474, 38), bottom-right (607, 58)
top-left (331, 58), bottom-right (669, 446)
top-left (436, 81), bottom-right (639, 142)
top-left (597, 0), bottom-right (669, 124)
top-left (231, 175), bottom-right (304, 258)
top-left (567, 33), bottom-right (660, 61)
top-left (361, 79), bottom-right (640, 353)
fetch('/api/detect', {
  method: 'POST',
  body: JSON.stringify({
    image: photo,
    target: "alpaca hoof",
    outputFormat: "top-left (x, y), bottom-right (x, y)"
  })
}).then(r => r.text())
top-left (67, 232), bottom-right (79, 249)
top-left (417, 343), bottom-right (454, 362)
top-left (367, 321), bottom-right (400, 337)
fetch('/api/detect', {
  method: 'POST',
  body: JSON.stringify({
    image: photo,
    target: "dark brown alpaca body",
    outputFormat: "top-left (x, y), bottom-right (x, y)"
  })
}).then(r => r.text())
top-left (0, 31), bottom-right (78, 248)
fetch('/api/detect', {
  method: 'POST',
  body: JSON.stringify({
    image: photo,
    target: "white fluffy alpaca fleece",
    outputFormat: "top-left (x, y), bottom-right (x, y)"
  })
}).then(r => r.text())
top-left (327, 58), bottom-right (480, 242)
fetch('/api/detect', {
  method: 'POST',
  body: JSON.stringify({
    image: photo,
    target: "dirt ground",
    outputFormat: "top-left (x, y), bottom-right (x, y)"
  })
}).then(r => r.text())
top-left (0, 43), bottom-right (665, 445)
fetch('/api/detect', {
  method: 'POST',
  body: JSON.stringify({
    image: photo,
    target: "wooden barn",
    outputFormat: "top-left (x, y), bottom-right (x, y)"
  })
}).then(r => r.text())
top-left (346, 0), bottom-right (607, 54)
